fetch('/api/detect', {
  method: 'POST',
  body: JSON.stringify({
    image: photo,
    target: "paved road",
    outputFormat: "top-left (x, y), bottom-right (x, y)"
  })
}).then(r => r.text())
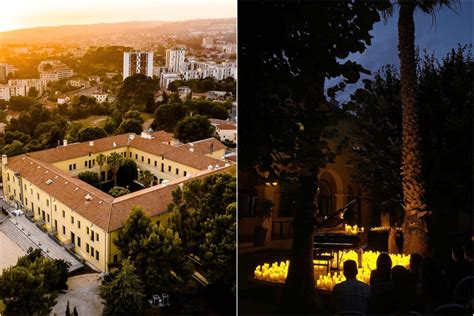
top-left (0, 200), bottom-right (83, 272)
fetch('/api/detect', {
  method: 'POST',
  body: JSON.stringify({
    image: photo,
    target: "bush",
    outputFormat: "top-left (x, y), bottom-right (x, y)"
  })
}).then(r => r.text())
top-left (108, 186), bottom-right (130, 197)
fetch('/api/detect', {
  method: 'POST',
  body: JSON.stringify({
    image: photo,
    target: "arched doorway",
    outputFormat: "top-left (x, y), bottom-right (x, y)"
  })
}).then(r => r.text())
top-left (318, 179), bottom-right (332, 217)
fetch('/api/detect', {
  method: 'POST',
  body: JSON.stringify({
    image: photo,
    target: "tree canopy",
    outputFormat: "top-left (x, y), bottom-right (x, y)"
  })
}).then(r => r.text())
top-left (174, 115), bottom-right (215, 143)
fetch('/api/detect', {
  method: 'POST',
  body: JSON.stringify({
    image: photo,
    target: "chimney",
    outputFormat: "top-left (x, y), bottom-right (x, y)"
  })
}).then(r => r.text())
top-left (189, 147), bottom-right (194, 152)
top-left (63, 139), bottom-right (68, 146)
top-left (89, 141), bottom-right (94, 147)
top-left (2, 154), bottom-right (7, 165)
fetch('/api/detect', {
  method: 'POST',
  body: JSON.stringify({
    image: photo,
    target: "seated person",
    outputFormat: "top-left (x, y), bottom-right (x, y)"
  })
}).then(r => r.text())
top-left (445, 246), bottom-right (471, 292)
top-left (370, 252), bottom-right (392, 286)
top-left (331, 260), bottom-right (370, 314)
top-left (409, 253), bottom-right (423, 284)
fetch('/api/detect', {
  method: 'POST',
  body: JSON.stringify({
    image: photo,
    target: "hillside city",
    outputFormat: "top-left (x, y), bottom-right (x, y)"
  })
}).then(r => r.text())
top-left (0, 18), bottom-right (236, 315)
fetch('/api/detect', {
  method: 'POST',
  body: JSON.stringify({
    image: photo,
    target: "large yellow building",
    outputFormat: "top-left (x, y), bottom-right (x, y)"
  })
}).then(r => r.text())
top-left (2, 131), bottom-right (232, 272)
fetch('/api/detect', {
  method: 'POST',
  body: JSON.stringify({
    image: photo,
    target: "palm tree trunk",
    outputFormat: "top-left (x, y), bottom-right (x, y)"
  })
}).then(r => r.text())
top-left (398, 2), bottom-right (429, 256)
top-left (281, 174), bottom-right (317, 312)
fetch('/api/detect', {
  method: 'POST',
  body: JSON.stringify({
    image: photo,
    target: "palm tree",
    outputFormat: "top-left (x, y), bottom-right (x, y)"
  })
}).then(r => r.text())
top-left (96, 153), bottom-right (107, 187)
top-left (394, 0), bottom-right (456, 256)
top-left (107, 152), bottom-right (124, 187)
top-left (139, 170), bottom-right (154, 187)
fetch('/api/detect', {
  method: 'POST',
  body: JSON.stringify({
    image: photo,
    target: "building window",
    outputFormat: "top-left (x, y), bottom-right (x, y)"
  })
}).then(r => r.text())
top-left (154, 161), bottom-right (157, 167)
top-left (96, 233), bottom-right (99, 242)
top-left (46, 200), bottom-right (49, 207)
top-left (86, 227), bottom-right (89, 234)
top-left (168, 166), bottom-right (171, 172)
top-left (96, 250), bottom-right (99, 260)
top-left (77, 237), bottom-right (81, 247)
top-left (62, 210), bottom-right (65, 218)
top-left (135, 154), bottom-right (138, 160)
top-left (37, 193), bottom-right (40, 200)
top-left (129, 152), bottom-right (132, 158)
top-left (69, 165), bottom-right (72, 171)
top-left (184, 171), bottom-right (187, 176)
top-left (24, 184), bottom-right (26, 190)
top-left (71, 216), bottom-right (74, 224)
top-left (78, 221), bottom-right (81, 229)
top-left (25, 197), bottom-right (28, 205)
top-left (30, 188), bottom-right (33, 195)
top-left (148, 158), bottom-right (150, 164)
top-left (318, 179), bottom-right (333, 217)
top-left (37, 207), bottom-right (40, 215)
top-left (141, 156), bottom-right (144, 162)
top-left (73, 163), bottom-right (76, 170)
top-left (161, 163), bottom-right (164, 172)
top-left (54, 205), bottom-right (57, 212)
top-left (86, 243), bottom-right (89, 253)
top-left (91, 246), bottom-right (95, 256)
top-left (175, 168), bottom-right (179, 175)
top-left (90, 230), bottom-right (94, 241)
top-left (62, 225), bottom-right (66, 235)
top-left (85, 161), bottom-right (88, 167)
top-left (47, 214), bottom-right (50, 222)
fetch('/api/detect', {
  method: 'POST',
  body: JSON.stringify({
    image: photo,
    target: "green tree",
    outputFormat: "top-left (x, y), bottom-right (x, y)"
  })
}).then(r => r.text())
top-left (100, 259), bottom-right (145, 315)
top-left (78, 171), bottom-right (101, 188)
top-left (114, 206), bottom-right (151, 260)
top-left (167, 173), bottom-right (236, 296)
top-left (174, 115), bottom-right (215, 143)
top-left (0, 250), bottom-right (67, 315)
top-left (76, 127), bottom-right (107, 142)
top-left (116, 159), bottom-right (138, 187)
top-left (108, 186), bottom-right (130, 197)
top-left (106, 152), bottom-right (124, 186)
top-left (152, 103), bottom-right (187, 132)
top-left (3, 140), bottom-right (26, 156)
top-left (8, 96), bottom-right (38, 112)
top-left (117, 118), bottom-right (143, 134)
top-left (139, 169), bottom-right (154, 187)
top-left (199, 202), bottom-right (236, 295)
top-left (114, 207), bottom-right (192, 296)
top-left (66, 122), bottom-right (84, 143)
top-left (123, 110), bottom-right (144, 124)
top-left (96, 153), bottom-right (107, 186)
top-left (116, 74), bottom-right (159, 112)
top-left (27, 87), bottom-right (38, 98)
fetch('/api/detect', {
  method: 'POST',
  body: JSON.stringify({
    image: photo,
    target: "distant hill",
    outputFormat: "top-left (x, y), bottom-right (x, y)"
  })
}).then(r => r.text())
top-left (0, 18), bottom-right (236, 44)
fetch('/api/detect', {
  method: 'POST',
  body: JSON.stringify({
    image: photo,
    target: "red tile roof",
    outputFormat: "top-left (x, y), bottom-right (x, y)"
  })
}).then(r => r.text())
top-left (6, 155), bottom-right (233, 232)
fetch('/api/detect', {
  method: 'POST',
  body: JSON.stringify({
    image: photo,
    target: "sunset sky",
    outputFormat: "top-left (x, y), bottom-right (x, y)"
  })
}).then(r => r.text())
top-left (0, 0), bottom-right (236, 32)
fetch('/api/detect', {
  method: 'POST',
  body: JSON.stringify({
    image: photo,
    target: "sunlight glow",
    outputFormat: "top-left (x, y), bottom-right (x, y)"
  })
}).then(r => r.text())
top-left (0, 0), bottom-right (236, 32)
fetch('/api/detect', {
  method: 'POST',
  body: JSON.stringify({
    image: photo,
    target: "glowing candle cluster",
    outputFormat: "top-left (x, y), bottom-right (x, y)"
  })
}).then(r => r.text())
top-left (370, 226), bottom-right (403, 232)
top-left (344, 224), bottom-right (364, 234)
top-left (254, 250), bottom-right (410, 291)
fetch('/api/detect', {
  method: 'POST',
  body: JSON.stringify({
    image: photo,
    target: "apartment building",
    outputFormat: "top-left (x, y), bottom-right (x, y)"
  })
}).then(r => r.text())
top-left (123, 52), bottom-right (154, 80)
top-left (165, 47), bottom-right (186, 73)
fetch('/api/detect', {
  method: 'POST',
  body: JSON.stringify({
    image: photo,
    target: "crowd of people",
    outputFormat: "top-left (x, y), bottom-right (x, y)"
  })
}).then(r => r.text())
top-left (330, 244), bottom-right (473, 315)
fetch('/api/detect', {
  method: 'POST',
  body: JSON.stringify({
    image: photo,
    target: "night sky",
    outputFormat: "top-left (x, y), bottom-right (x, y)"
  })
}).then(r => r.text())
top-left (331, 1), bottom-right (473, 103)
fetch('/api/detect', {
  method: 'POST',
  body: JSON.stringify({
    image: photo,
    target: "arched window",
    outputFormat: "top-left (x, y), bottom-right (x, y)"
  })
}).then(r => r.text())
top-left (318, 179), bottom-right (332, 217)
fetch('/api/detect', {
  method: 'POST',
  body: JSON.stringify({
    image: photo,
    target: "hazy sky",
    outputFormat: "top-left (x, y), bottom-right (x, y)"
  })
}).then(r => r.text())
top-left (0, 0), bottom-right (236, 32)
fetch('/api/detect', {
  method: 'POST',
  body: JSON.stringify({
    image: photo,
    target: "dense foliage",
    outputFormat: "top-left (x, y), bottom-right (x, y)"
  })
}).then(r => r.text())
top-left (168, 77), bottom-right (236, 95)
top-left (167, 174), bottom-right (236, 293)
top-left (174, 115), bottom-right (215, 143)
top-left (114, 207), bottom-right (192, 297)
top-left (349, 46), bottom-right (473, 227)
top-left (100, 259), bottom-right (145, 314)
top-left (0, 249), bottom-right (70, 315)
top-left (78, 171), bottom-right (101, 188)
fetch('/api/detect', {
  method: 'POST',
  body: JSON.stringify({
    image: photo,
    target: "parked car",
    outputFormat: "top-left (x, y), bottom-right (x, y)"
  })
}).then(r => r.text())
top-left (11, 210), bottom-right (24, 216)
